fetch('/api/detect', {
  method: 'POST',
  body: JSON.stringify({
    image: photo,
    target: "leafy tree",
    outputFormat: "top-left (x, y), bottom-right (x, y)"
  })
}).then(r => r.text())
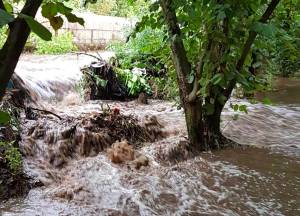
top-left (72, 0), bottom-right (149, 17)
top-left (270, 1), bottom-right (300, 77)
top-left (0, 0), bottom-right (84, 101)
top-left (133, 0), bottom-right (282, 150)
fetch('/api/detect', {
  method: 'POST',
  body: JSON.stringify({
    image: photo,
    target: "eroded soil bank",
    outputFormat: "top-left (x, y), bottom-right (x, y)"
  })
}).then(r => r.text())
top-left (0, 54), bottom-right (299, 216)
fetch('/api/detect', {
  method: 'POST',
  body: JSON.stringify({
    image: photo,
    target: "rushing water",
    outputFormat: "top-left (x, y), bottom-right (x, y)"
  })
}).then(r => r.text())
top-left (0, 54), bottom-right (299, 216)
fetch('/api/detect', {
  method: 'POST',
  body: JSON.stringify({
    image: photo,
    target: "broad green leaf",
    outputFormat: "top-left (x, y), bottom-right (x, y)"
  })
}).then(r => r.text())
top-left (20, 14), bottom-right (52, 41)
top-left (49, 16), bottom-right (64, 31)
top-left (0, 9), bottom-right (14, 28)
top-left (41, 3), bottom-right (58, 18)
top-left (0, 111), bottom-right (11, 124)
top-left (65, 13), bottom-right (84, 26)
top-left (4, 3), bottom-right (13, 14)
top-left (56, 3), bottom-right (72, 15)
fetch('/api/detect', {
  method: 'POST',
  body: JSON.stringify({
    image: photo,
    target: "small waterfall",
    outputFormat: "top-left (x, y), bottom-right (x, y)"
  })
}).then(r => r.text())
top-left (14, 52), bottom-right (114, 102)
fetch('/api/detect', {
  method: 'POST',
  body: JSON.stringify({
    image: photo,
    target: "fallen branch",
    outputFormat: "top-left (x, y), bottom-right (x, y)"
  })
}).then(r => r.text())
top-left (28, 107), bottom-right (62, 120)
top-left (73, 52), bottom-right (103, 61)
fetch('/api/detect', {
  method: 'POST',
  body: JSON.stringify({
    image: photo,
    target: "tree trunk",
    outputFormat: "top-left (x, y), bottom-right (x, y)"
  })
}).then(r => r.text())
top-left (160, 0), bottom-right (281, 152)
top-left (184, 100), bottom-right (203, 150)
top-left (0, 0), bottom-right (43, 101)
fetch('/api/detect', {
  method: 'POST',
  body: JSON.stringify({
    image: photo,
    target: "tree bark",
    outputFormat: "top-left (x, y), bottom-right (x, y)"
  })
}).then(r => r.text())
top-left (160, 0), bottom-right (205, 150)
top-left (160, 0), bottom-right (281, 151)
top-left (0, 0), bottom-right (43, 101)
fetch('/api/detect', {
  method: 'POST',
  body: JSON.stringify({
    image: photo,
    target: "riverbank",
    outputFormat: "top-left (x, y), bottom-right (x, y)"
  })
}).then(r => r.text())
top-left (0, 98), bottom-right (30, 201)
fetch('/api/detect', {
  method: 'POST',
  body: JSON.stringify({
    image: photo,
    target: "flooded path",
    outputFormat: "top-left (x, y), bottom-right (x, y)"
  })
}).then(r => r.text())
top-left (0, 54), bottom-right (299, 215)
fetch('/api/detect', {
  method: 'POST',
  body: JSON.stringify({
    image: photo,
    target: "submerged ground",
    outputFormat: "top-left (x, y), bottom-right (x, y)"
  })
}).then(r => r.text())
top-left (0, 53), bottom-right (299, 216)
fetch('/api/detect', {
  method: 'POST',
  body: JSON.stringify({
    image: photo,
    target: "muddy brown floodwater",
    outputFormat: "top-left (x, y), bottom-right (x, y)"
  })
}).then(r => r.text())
top-left (0, 54), bottom-right (299, 216)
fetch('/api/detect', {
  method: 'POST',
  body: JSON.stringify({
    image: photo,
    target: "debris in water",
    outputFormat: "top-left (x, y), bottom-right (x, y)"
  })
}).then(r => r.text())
top-left (107, 140), bottom-right (135, 164)
top-left (80, 60), bottom-right (128, 101)
top-left (137, 92), bottom-right (148, 104)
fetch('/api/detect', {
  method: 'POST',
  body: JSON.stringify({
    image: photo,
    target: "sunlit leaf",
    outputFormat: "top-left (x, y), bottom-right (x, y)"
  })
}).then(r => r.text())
top-left (0, 111), bottom-right (11, 124)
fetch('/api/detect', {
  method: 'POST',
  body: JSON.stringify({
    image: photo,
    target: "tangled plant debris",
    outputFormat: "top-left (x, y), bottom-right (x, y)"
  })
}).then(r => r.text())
top-left (21, 107), bottom-right (164, 173)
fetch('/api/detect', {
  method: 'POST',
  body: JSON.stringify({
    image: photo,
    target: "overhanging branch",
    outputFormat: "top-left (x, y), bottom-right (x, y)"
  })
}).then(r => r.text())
top-left (224, 0), bottom-right (281, 98)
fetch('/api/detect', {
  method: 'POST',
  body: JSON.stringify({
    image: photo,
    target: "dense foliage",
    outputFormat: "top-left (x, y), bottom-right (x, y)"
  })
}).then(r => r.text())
top-left (32, 31), bottom-right (77, 54)
top-left (71, 0), bottom-right (149, 17)
top-left (269, 1), bottom-right (300, 77)
top-left (1, 28), bottom-right (77, 54)
top-left (108, 27), bottom-right (179, 100)
top-left (0, 101), bottom-right (22, 173)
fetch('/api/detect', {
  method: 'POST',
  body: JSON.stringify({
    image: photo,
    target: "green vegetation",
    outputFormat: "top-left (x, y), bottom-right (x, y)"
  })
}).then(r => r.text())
top-left (123, 0), bottom-right (289, 150)
top-left (32, 32), bottom-right (78, 55)
top-left (108, 28), bottom-right (179, 100)
top-left (0, 141), bottom-right (22, 173)
top-left (0, 101), bottom-right (22, 173)
top-left (70, 0), bottom-right (149, 17)
top-left (115, 68), bottom-right (151, 96)
top-left (270, 2), bottom-right (300, 77)
top-left (1, 28), bottom-right (77, 55)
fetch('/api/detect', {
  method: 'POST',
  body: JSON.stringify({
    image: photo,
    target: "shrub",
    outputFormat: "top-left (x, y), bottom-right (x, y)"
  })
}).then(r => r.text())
top-left (32, 31), bottom-right (78, 55)
top-left (115, 68), bottom-right (152, 96)
top-left (0, 141), bottom-right (22, 173)
top-left (108, 27), bottom-right (179, 100)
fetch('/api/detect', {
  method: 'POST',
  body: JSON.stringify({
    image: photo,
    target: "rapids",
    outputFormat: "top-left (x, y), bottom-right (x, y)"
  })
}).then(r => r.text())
top-left (0, 53), bottom-right (299, 216)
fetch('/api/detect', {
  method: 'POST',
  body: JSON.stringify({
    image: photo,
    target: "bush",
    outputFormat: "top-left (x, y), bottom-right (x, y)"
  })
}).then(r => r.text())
top-left (115, 68), bottom-right (152, 96)
top-left (108, 27), bottom-right (179, 100)
top-left (32, 31), bottom-right (78, 55)
top-left (0, 141), bottom-right (22, 173)
top-left (1, 29), bottom-right (77, 55)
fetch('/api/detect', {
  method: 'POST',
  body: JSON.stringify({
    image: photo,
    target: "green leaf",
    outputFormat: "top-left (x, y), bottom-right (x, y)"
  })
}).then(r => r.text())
top-left (132, 74), bottom-right (138, 82)
top-left (0, 9), bottom-right (14, 28)
top-left (239, 104), bottom-right (248, 114)
top-left (211, 73), bottom-right (224, 85)
top-left (262, 97), bottom-right (272, 105)
top-left (231, 104), bottom-right (239, 112)
top-left (49, 16), bottom-right (64, 31)
top-left (0, 111), bottom-right (11, 124)
top-left (65, 13), bottom-right (84, 26)
top-left (41, 3), bottom-right (58, 18)
top-left (205, 103), bottom-right (215, 115)
top-left (56, 2), bottom-right (72, 15)
top-left (251, 22), bottom-right (276, 38)
top-left (4, 3), bottom-right (13, 14)
top-left (20, 14), bottom-right (52, 41)
top-left (217, 94), bottom-right (227, 105)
